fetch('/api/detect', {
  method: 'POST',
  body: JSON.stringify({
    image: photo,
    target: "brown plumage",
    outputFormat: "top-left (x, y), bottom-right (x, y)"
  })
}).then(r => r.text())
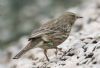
top-left (13, 12), bottom-right (82, 61)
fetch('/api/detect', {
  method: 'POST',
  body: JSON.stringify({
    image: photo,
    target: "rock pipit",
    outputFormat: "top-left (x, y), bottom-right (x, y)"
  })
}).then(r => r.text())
top-left (13, 12), bottom-right (82, 61)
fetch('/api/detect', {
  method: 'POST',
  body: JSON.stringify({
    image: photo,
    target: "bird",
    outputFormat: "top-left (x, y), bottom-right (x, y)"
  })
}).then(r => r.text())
top-left (13, 12), bottom-right (82, 61)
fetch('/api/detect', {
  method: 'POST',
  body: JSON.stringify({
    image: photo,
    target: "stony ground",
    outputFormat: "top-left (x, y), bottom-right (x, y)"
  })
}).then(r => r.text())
top-left (1, 0), bottom-right (100, 68)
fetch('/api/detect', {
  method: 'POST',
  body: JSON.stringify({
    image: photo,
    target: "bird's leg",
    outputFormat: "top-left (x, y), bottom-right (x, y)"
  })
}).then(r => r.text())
top-left (58, 48), bottom-right (63, 52)
top-left (55, 47), bottom-right (63, 55)
top-left (44, 49), bottom-right (49, 61)
top-left (55, 47), bottom-right (63, 58)
top-left (55, 47), bottom-right (58, 57)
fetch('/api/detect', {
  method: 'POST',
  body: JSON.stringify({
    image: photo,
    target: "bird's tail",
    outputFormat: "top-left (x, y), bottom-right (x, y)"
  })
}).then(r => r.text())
top-left (13, 38), bottom-right (41, 59)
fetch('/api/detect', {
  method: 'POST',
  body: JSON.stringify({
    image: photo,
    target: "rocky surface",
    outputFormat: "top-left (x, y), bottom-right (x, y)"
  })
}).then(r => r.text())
top-left (1, 0), bottom-right (100, 68)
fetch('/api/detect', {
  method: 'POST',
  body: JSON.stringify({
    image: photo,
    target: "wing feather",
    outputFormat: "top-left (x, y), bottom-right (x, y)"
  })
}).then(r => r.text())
top-left (29, 19), bottom-right (57, 40)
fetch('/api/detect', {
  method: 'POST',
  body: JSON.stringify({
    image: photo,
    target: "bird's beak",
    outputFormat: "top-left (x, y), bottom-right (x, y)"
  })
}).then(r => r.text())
top-left (76, 16), bottom-right (83, 19)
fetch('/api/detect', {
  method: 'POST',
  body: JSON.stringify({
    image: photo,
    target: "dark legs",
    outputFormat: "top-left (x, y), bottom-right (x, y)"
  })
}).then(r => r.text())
top-left (55, 47), bottom-right (62, 56)
top-left (55, 47), bottom-right (58, 57)
top-left (44, 49), bottom-right (49, 61)
top-left (43, 48), bottom-right (62, 61)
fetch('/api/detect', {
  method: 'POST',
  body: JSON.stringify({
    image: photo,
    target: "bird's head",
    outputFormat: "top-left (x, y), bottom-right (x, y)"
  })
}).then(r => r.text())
top-left (63, 12), bottom-right (82, 20)
top-left (59, 12), bottom-right (83, 25)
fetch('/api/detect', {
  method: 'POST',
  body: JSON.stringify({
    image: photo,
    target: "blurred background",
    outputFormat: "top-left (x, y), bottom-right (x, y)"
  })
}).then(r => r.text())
top-left (0, 0), bottom-right (82, 49)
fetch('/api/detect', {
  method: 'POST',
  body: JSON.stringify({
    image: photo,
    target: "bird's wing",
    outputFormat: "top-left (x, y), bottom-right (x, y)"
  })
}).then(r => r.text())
top-left (29, 19), bottom-right (57, 40)
top-left (29, 29), bottom-right (52, 39)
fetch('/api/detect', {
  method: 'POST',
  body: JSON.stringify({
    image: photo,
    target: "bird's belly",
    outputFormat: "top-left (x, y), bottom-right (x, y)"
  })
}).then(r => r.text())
top-left (43, 34), bottom-right (67, 49)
